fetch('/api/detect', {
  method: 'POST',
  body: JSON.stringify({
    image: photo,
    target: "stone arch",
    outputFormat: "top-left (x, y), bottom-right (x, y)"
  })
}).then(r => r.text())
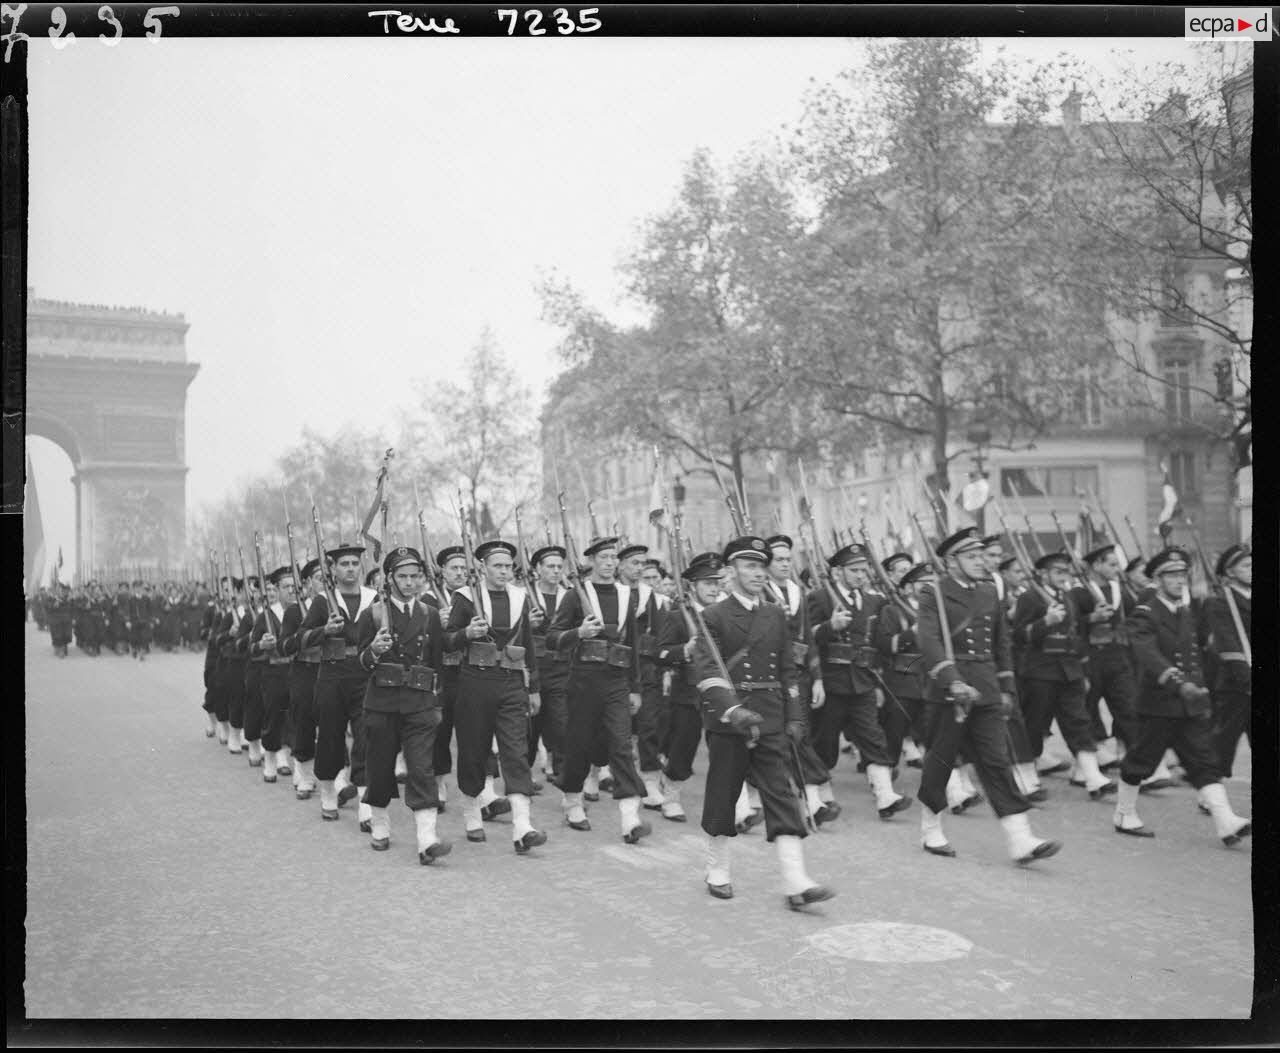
top-left (25, 291), bottom-right (199, 579)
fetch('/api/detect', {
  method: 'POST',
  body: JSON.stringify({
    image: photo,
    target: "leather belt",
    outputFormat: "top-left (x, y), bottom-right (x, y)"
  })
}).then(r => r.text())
top-left (734, 680), bottom-right (780, 691)
top-left (268, 656), bottom-right (292, 666)
top-left (953, 653), bottom-right (993, 663)
top-left (323, 645), bottom-right (360, 660)
top-left (297, 654), bottom-right (321, 664)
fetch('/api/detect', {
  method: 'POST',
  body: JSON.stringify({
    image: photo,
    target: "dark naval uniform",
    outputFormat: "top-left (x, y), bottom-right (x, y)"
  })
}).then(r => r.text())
top-left (765, 574), bottom-right (831, 787)
top-left (1070, 573), bottom-right (1141, 753)
top-left (280, 591), bottom-right (321, 769)
top-left (1120, 588), bottom-right (1221, 789)
top-left (444, 582), bottom-right (540, 801)
top-left (215, 603), bottom-right (250, 736)
top-left (529, 576), bottom-right (571, 779)
top-left (297, 585), bottom-right (378, 789)
top-left (1012, 578), bottom-right (1095, 758)
top-left (807, 577), bottom-right (893, 770)
top-left (250, 595), bottom-right (293, 762)
top-left (693, 589), bottom-right (807, 842)
top-left (1206, 545), bottom-right (1252, 777)
top-left (360, 591), bottom-right (446, 812)
top-left (545, 580), bottom-right (647, 801)
top-left (655, 597), bottom-right (708, 785)
top-left (916, 572), bottom-right (1027, 820)
top-left (872, 593), bottom-right (929, 765)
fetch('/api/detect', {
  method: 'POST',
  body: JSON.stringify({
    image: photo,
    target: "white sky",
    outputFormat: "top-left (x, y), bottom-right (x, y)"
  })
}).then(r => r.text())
top-left (25, 32), bottom-right (1229, 573)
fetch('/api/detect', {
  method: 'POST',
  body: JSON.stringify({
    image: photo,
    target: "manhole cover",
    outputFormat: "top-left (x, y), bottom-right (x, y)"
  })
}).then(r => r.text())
top-left (807, 922), bottom-right (973, 963)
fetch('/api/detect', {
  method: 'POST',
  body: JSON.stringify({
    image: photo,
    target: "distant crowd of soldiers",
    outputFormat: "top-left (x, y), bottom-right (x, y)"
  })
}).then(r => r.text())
top-left (29, 580), bottom-right (210, 659)
top-left (30, 512), bottom-right (1252, 909)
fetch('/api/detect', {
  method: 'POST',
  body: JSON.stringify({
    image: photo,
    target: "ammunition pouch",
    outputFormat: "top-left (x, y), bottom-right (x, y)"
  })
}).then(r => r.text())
top-left (577, 639), bottom-right (610, 663)
top-left (533, 636), bottom-right (549, 659)
top-left (267, 655), bottom-right (292, 666)
top-left (1088, 626), bottom-right (1129, 648)
top-left (321, 637), bottom-right (353, 661)
top-left (638, 632), bottom-right (660, 659)
top-left (299, 644), bottom-right (322, 664)
top-left (790, 640), bottom-right (809, 667)
top-left (443, 651), bottom-right (462, 667)
top-left (892, 653), bottom-right (922, 674)
top-left (1042, 632), bottom-right (1078, 657)
top-left (826, 642), bottom-right (855, 666)
top-left (373, 663), bottom-right (436, 692)
top-left (500, 644), bottom-right (527, 671)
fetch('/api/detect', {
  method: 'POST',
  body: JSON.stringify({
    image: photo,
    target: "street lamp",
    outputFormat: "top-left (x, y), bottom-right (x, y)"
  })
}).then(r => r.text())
top-left (964, 427), bottom-right (992, 534)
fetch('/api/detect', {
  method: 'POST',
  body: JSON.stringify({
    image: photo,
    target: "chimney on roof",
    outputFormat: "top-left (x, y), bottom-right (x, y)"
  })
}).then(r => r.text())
top-left (1062, 84), bottom-right (1082, 132)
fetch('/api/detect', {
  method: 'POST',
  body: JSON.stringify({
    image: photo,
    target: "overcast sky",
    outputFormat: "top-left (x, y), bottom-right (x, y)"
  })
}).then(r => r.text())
top-left (25, 32), bottom-right (1229, 575)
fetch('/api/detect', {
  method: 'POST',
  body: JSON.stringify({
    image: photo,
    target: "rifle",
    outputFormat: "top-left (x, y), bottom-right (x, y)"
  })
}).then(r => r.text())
top-left (308, 492), bottom-right (342, 611)
top-left (557, 487), bottom-right (595, 614)
top-left (411, 480), bottom-right (447, 605)
top-left (1123, 514), bottom-right (1145, 565)
top-left (281, 486), bottom-right (306, 612)
top-left (1085, 486), bottom-right (1127, 565)
top-left (798, 460), bottom-right (855, 616)
top-left (1184, 515), bottom-right (1251, 666)
top-left (458, 489), bottom-right (489, 624)
top-left (221, 542), bottom-right (236, 625)
top-left (908, 510), bottom-right (969, 724)
top-left (990, 500), bottom-right (1056, 605)
top-left (666, 500), bottom-right (701, 641)
top-left (514, 504), bottom-right (546, 614)
top-left (543, 516), bottom-right (554, 547)
top-left (586, 499), bottom-right (602, 541)
top-left (1009, 482), bottom-right (1048, 559)
top-left (1049, 508), bottom-right (1108, 607)
top-left (253, 529), bottom-right (280, 636)
top-left (859, 522), bottom-right (914, 618)
top-left (711, 458), bottom-right (747, 535)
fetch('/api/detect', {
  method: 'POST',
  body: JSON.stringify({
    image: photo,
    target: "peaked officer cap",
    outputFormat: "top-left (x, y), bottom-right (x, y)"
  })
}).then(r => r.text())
top-left (1083, 544), bottom-right (1117, 565)
top-left (829, 543), bottom-right (870, 568)
top-left (1145, 548), bottom-right (1190, 578)
top-left (722, 536), bottom-right (772, 565)
top-left (383, 546), bottom-right (424, 576)
top-left (937, 527), bottom-right (984, 559)
top-left (1215, 544), bottom-right (1249, 578)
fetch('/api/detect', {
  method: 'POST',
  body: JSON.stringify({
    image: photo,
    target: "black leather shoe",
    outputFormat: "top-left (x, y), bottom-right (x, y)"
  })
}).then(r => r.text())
top-left (514, 829), bottom-right (547, 854)
top-left (961, 793), bottom-right (984, 811)
top-left (599, 776), bottom-right (616, 793)
top-left (530, 781), bottom-right (543, 794)
top-left (277, 765), bottom-right (292, 777)
top-left (1139, 778), bottom-right (1175, 794)
top-left (1069, 777), bottom-right (1087, 788)
top-left (706, 882), bottom-right (734, 900)
top-left (906, 758), bottom-right (923, 769)
top-left (466, 829), bottom-right (487, 843)
top-left (1025, 788), bottom-right (1049, 803)
top-left (1223, 822), bottom-right (1252, 847)
top-left (337, 785), bottom-right (358, 807)
top-left (879, 795), bottom-right (913, 820)
top-left (321, 808), bottom-right (339, 821)
top-left (296, 788), bottom-right (313, 801)
top-left (1038, 761), bottom-right (1071, 776)
top-left (1088, 782), bottom-right (1118, 801)
top-left (583, 792), bottom-right (600, 803)
top-left (481, 798), bottom-right (512, 821)
top-left (786, 886), bottom-right (836, 911)
top-left (1114, 822), bottom-right (1155, 838)
top-left (204, 729), bottom-right (216, 738)
top-left (1016, 839), bottom-right (1063, 865)
top-left (642, 799), bottom-right (663, 811)
top-left (419, 840), bottom-right (452, 865)
top-left (813, 803), bottom-right (841, 826)
top-left (359, 819), bottom-right (372, 834)
top-left (565, 816), bottom-right (592, 832)
top-left (263, 774), bottom-right (277, 784)
top-left (622, 821), bottom-right (652, 844)
top-left (1099, 758), bottom-right (1122, 772)
top-left (735, 809), bottom-right (764, 834)
top-left (370, 837), bottom-right (390, 851)
top-left (248, 757), bottom-right (263, 768)
top-left (922, 842), bottom-right (957, 858)
top-left (395, 772), bottom-right (407, 784)
top-left (1198, 802), bottom-right (1211, 816)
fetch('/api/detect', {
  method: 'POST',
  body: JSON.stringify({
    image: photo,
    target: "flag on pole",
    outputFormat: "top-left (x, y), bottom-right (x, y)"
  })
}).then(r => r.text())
top-left (1076, 504), bottom-right (1097, 555)
top-left (647, 447), bottom-right (668, 547)
top-left (24, 451), bottom-right (47, 596)
top-left (360, 452), bottom-right (394, 562)
top-left (1156, 461), bottom-right (1180, 543)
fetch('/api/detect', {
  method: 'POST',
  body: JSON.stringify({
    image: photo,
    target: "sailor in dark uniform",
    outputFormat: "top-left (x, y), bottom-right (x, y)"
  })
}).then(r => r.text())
top-left (249, 566), bottom-right (297, 783)
top-left (431, 546), bottom-right (470, 813)
top-left (358, 547), bottom-right (452, 864)
top-left (654, 552), bottom-right (724, 822)
top-left (445, 539), bottom-right (547, 853)
top-left (916, 528), bottom-right (1062, 864)
top-left (1207, 545), bottom-right (1252, 779)
top-left (527, 545), bottom-right (571, 786)
top-left (615, 542), bottom-right (667, 812)
top-left (1012, 552), bottom-right (1115, 800)
top-left (1114, 548), bottom-right (1252, 846)
top-left (693, 536), bottom-right (834, 910)
top-left (545, 537), bottom-right (651, 843)
top-left (280, 558), bottom-right (323, 798)
top-left (807, 543), bottom-right (911, 819)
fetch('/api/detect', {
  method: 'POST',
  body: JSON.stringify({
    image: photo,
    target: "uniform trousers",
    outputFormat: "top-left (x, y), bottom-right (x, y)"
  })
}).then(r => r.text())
top-left (528, 663), bottom-right (570, 772)
top-left (202, 655), bottom-right (218, 715)
top-left (878, 694), bottom-right (923, 765)
top-left (222, 657), bottom-right (248, 729)
top-left (243, 661), bottom-right (266, 741)
top-left (49, 617), bottom-right (73, 649)
top-left (1120, 712), bottom-right (1220, 789)
top-left (260, 667), bottom-right (291, 752)
top-left (662, 703), bottom-right (704, 783)
top-left (432, 668), bottom-right (459, 777)
top-left (1020, 678), bottom-right (1095, 756)
top-left (452, 667), bottom-right (536, 799)
top-left (1086, 647), bottom-right (1142, 747)
top-left (288, 662), bottom-right (320, 762)
top-left (701, 728), bottom-right (807, 841)
top-left (559, 668), bottom-right (646, 798)
top-left (1004, 692), bottom-right (1036, 764)
top-left (314, 673), bottom-right (369, 785)
top-left (363, 705), bottom-right (441, 810)
top-left (1213, 689), bottom-right (1251, 778)
top-left (128, 623), bottom-right (152, 652)
top-left (811, 683), bottom-right (893, 769)
top-left (634, 674), bottom-right (667, 772)
top-left (918, 702), bottom-right (1028, 818)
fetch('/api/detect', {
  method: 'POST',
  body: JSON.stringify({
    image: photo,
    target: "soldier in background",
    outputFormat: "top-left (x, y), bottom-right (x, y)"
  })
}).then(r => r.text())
top-left (1112, 548), bottom-right (1251, 847)
top-left (1206, 545), bottom-right (1251, 779)
top-left (614, 543), bottom-right (667, 812)
top-left (431, 545), bottom-right (470, 813)
top-left (916, 528), bottom-right (1062, 865)
top-left (872, 562), bottom-right (933, 790)
top-left (249, 567), bottom-right (296, 782)
top-left (527, 545), bottom-right (570, 787)
top-left (280, 558), bottom-right (323, 798)
top-left (47, 583), bottom-right (74, 658)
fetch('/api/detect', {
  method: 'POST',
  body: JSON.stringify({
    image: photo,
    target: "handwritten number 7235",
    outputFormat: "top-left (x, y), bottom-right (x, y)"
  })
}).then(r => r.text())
top-left (496, 8), bottom-right (601, 35)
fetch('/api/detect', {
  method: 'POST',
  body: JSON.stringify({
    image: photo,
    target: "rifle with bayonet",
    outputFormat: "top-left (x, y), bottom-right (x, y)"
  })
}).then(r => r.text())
top-left (515, 504), bottom-right (546, 615)
top-left (308, 492), bottom-right (342, 611)
top-left (1183, 515), bottom-right (1251, 666)
top-left (281, 486), bottom-right (306, 611)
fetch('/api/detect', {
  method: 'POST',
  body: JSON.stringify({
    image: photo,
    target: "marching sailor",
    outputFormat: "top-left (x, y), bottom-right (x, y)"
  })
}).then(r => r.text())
top-left (1206, 545), bottom-right (1251, 779)
top-left (280, 558), bottom-right (324, 799)
top-left (693, 536), bottom-right (835, 910)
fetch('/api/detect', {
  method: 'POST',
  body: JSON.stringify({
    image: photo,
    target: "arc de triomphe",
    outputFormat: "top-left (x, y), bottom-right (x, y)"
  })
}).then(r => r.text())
top-left (26, 290), bottom-right (199, 575)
